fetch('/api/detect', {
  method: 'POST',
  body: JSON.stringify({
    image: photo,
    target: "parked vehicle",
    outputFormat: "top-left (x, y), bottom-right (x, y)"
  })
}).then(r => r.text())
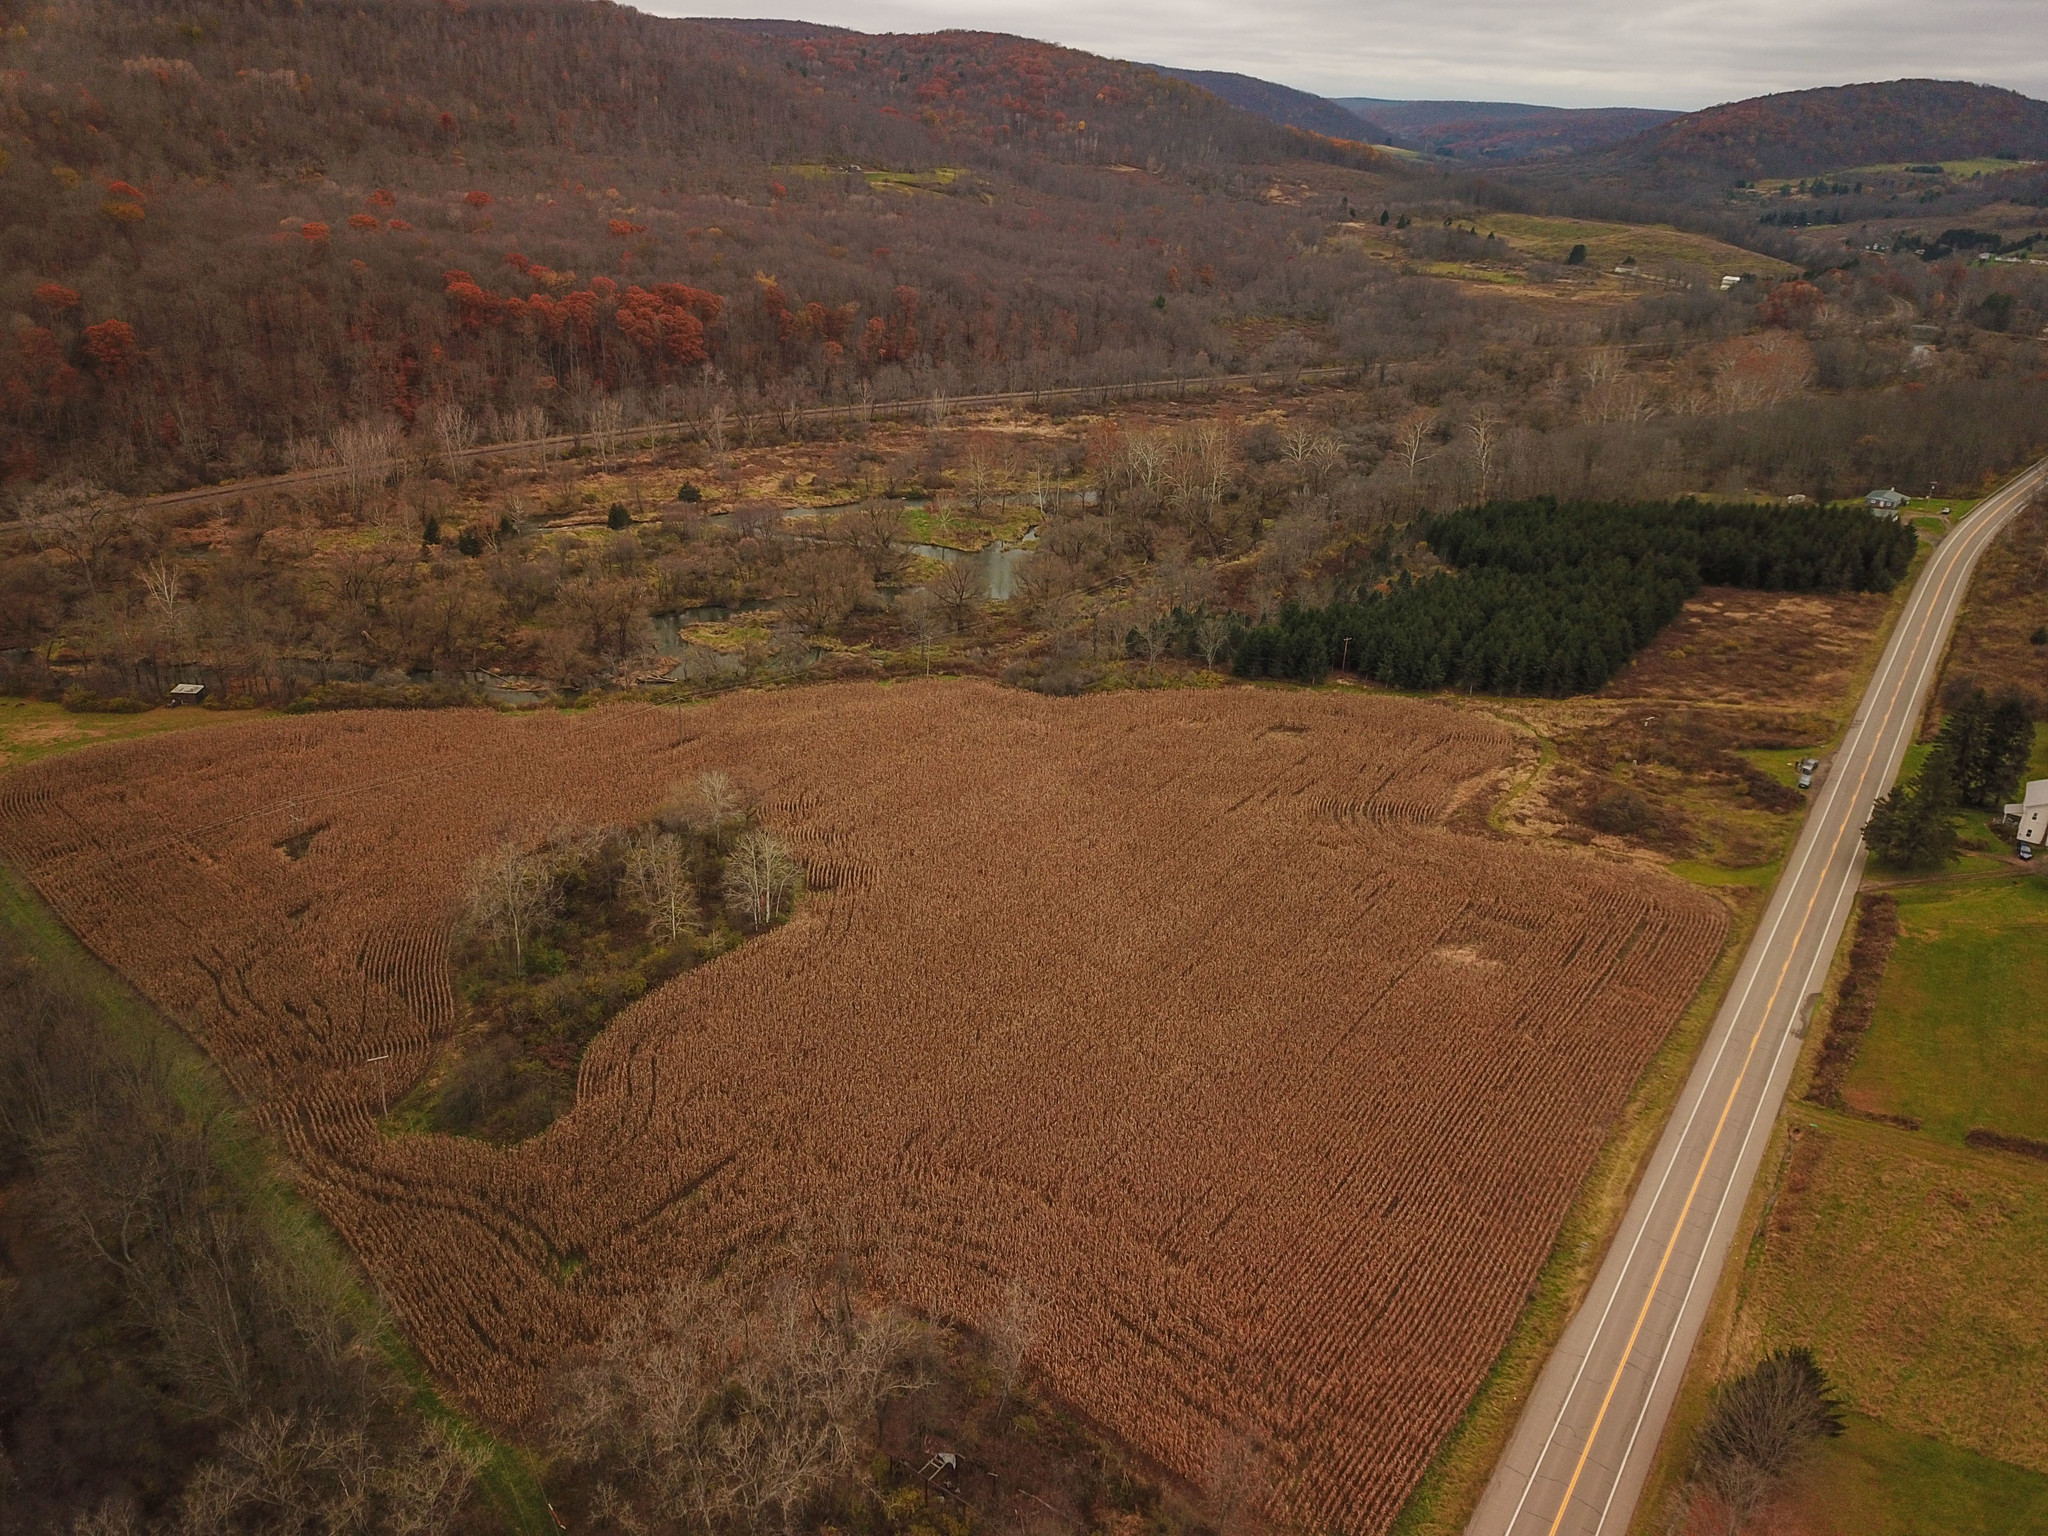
top-left (1796, 757), bottom-right (1818, 790)
top-left (2021, 842), bottom-right (2035, 862)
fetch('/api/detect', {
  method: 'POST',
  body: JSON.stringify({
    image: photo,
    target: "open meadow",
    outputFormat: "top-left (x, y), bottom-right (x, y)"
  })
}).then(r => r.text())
top-left (1846, 874), bottom-right (2048, 1144)
top-left (0, 682), bottom-right (1728, 1535)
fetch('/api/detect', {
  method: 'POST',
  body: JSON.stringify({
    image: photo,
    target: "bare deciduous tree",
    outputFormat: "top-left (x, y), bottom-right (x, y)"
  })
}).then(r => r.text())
top-left (1681, 1348), bottom-right (1845, 1536)
top-left (140, 555), bottom-right (185, 641)
top-left (833, 504), bottom-right (911, 583)
top-left (784, 546), bottom-right (870, 633)
top-left (333, 421), bottom-right (403, 516)
top-left (985, 1277), bottom-right (1041, 1417)
top-left (1394, 415), bottom-right (1438, 482)
top-left (897, 588), bottom-right (940, 674)
top-left (429, 402), bottom-right (479, 480)
top-left (26, 482), bottom-right (130, 595)
top-left (623, 832), bottom-right (699, 943)
top-left (959, 434), bottom-right (1004, 512)
top-left (1465, 406), bottom-right (1505, 502)
top-left (552, 1273), bottom-right (925, 1536)
top-left (589, 395), bottom-right (626, 473)
top-left (462, 838), bottom-right (563, 970)
top-left (930, 557), bottom-right (987, 630)
top-left (722, 830), bottom-right (801, 929)
top-left (673, 770), bottom-right (746, 850)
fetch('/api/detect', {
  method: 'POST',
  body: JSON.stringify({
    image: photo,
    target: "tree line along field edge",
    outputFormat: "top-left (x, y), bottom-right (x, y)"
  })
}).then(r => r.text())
top-left (0, 857), bottom-right (557, 1534)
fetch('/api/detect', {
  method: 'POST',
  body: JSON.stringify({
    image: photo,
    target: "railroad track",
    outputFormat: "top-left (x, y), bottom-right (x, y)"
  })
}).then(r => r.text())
top-left (47, 365), bottom-right (1361, 524)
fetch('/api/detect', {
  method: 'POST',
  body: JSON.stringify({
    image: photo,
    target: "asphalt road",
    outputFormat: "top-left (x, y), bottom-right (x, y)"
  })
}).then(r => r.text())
top-left (1465, 459), bottom-right (2048, 1536)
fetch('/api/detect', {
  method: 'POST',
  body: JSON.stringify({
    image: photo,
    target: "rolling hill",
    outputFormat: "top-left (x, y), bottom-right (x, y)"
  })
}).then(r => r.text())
top-left (1155, 65), bottom-right (1385, 141)
top-left (1577, 79), bottom-right (2048, 181)
top-left (1334, 98), bottom-right (1678, 160)
top-left (0, 1), bottom-right (1400, 491)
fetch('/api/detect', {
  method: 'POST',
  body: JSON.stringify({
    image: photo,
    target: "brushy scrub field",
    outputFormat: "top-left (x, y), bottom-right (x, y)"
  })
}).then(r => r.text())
top-left (0, 682), bottom-right (1727, 1536)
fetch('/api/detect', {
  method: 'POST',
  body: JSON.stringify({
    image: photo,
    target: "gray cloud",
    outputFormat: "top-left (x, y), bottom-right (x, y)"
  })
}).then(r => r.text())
top-left (657, 1), bottom-right (2048, 109)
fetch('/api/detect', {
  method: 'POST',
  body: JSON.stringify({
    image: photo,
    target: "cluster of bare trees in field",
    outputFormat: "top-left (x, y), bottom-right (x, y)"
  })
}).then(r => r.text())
top-left (460, 771), bottom-right (799, 969)
top-left (0, 925), bottom-right (481, 1534)
top-left (552, 1266), bottom-right (927, 1535)
top-left (441, 770), bottom-right (802, 1140)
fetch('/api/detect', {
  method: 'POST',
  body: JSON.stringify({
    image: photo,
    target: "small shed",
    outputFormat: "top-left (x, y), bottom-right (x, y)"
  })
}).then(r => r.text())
top-left (167, 681), bottom-right (207, 707)
top-left (1865, 488), bottom-right (1908, 514)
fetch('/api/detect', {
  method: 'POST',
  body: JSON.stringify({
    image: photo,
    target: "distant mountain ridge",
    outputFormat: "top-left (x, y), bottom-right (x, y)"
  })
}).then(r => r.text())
top-left (1335, 99), bottom-right (1679, 160)
top-left (1582, 78), bottom-right (2048, 179)
top-left (1152, 66), bottom-right (1383, 141)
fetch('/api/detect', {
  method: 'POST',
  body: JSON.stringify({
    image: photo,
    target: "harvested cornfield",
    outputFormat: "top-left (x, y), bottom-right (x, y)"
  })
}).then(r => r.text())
top-left (0, 682), bottom-right (1726, 1534)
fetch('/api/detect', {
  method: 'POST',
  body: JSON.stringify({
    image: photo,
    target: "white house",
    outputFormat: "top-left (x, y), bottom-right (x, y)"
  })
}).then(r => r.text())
top-left (2006, 779), bottom-right (2048, 847)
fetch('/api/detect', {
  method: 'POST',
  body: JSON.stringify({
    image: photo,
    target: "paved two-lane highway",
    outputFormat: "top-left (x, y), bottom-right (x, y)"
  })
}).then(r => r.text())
top-left (1466, 461), bottom-right (2048, 1536)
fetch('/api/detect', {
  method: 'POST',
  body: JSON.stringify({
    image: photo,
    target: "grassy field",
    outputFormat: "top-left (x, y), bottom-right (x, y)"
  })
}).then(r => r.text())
top-left (1774, 1414), bottom-right (2048, 1535)
top-left (1846, 874), bottom-right (2048, 1144)
top-left (0, 695), bottom-right (265, 768)
top-left (1473, 212), bottom-right (1802, 275)
top-left (1740, 1112), bottom-right (2048, 1473)
top-left (779, 162), bottom-right (965, 194)
top-left (1850, 157), bottom-right (2042, 178)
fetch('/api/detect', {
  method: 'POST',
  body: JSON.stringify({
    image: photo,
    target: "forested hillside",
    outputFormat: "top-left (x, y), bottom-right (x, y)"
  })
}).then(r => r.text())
top-left (0, 0), bottom-right (1389, 493)
top-left (1576, 79), bottom-right (2048, 181)
top-left (1156, 66), bottom-right (1381, 141)
top-left (1336, 99), bottom-right (1679, 161)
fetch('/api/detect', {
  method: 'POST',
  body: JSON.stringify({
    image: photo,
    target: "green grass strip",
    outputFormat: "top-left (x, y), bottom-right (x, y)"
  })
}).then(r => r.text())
top-left (0, 861), bottom-right (555, 1535)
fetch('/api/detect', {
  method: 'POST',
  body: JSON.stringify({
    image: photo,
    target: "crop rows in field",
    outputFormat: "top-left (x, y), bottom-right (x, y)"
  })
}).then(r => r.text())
top-left (0, 682), bottom-right (1726, 1534)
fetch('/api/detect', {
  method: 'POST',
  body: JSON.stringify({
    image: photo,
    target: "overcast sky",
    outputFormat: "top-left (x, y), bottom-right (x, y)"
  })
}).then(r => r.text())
top-left (658, 1), bottom-right (2048, 110)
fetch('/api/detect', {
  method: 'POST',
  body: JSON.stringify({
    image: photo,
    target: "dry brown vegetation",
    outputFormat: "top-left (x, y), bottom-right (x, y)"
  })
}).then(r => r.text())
top-left (0, 683), bottom-right (1725, 1534)
top-left (1935, 499), bottom-right (2048, 719)
top-left (1604, 586), bottom-right (1894, 711)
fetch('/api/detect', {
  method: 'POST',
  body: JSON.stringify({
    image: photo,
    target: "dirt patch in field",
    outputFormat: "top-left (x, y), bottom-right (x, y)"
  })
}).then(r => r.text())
top-left (0, 683), bottom-right (1726, 1536)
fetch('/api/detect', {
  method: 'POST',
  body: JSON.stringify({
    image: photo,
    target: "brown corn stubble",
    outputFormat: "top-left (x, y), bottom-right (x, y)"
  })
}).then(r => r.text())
top-left (0, 681), bottom-right (1726, 1534)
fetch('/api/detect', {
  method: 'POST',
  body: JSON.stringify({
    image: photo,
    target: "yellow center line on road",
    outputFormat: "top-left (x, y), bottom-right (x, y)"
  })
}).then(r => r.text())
top-left (1534, 491), bottom-right (2012, 1536)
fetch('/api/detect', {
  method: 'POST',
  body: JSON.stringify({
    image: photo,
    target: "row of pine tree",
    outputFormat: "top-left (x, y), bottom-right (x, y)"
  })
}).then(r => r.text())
top-left (1230, 498), bottom-right (1919, 695)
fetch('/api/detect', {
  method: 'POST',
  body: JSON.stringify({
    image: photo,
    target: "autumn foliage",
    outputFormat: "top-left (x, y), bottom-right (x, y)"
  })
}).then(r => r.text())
top-left (0, 683), bottom-right (1726, 1535)
top-left (0, 0), bottom-right (1357, 490)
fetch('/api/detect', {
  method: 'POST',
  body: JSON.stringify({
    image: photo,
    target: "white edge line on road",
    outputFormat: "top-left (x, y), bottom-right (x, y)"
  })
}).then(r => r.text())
top-left (1491, 487), bottom-right (1948, 1533)
top-left (1488, 463), bottom-right (2043, 1535)
top-left (1583, 476), bottom-right (2034, 1528)
top-left (1588, 862), bottom-right (1859, 1536)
